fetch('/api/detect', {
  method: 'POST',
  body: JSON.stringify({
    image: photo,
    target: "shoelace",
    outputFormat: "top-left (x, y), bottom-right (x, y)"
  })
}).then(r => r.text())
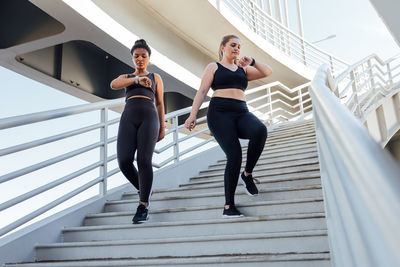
top-left (245, 174), bottom-right (261, 185)
top-left (253, 177), bottom-right (261, 184)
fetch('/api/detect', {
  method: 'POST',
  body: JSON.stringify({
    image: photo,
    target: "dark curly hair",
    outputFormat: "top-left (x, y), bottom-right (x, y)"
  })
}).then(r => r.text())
top-left (130, 39), bottom-right (151, 56)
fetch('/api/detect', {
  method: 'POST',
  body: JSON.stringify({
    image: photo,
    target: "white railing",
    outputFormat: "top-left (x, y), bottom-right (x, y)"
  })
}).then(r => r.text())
top-left (245, 81), bottom-right (311, 123)
top-left (311, 65), bottom-right (400, 267)
top-left (0, 80), bottom-right (311, 237)
top-left (219, 0), bottom-right (349, 76)
top-left (328, 53), bottom-right (400, 120)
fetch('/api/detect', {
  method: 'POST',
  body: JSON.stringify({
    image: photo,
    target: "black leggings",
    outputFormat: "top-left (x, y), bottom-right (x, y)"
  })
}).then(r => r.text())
top-left (207, 97), bottom-right (267, 206)
top-left (117, 98), bottom-right (159, 203)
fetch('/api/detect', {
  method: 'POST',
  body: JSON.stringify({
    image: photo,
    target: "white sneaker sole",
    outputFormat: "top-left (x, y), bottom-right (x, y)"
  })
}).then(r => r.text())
top-left (240, 175), bottom-right (259, 196)
top-left (133, 214), bottom-right (149, 224)
top-left (223, 214), bottom-right (244, 218)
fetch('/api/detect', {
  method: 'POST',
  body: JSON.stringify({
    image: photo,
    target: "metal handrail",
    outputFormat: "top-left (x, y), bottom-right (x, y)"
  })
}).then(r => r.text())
top-left (310, 65), bottom-right (400, 267)
top-left (218, 0), bottom-right (349, 74)
top-left (0, 78), bottom-right (311, 236)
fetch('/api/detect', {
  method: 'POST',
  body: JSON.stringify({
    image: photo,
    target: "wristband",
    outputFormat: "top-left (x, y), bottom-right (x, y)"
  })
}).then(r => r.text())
top-left (135, 76), bottom-right (139, 84)
top-left (250, 58), bottom-right (256, 66)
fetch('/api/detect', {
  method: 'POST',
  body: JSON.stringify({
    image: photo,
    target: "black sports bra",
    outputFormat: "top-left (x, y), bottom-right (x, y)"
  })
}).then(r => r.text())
top-left (125, 73), bottom-right (156, 101)
top-left (211, 62), bottom-right (248, 91)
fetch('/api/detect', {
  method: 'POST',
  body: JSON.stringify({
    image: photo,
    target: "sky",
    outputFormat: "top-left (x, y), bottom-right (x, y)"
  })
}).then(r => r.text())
top-left (1, 0), bottom-right (399, 236)
top-left (299, 0), bottom-right (400, 62)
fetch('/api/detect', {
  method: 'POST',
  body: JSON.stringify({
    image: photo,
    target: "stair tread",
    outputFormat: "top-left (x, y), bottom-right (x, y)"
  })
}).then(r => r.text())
top-left (4, 252), bottom-right (330, 266)
top-left (37, 229), bottom-right (328, 248)
top-left (87, 197), bottom-right (324, 218)
top-left (123, 173), bottom-right (321, 195)
top-left (108, 185), bottom-right (322, 204)
top-left (65, 212), bottom-right (326, 232)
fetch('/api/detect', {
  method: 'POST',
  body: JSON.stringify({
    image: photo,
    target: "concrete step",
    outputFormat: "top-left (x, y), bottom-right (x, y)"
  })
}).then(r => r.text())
top-left (240, 139), bottom-right (317, 157)
top-left (264, 136), bottom-right (316, 151)
top-left (122, 174), bottom-right (321, 199)
top-left (214, 145), bottom-right (318, 166)
top-left (63, 212), bottom-right (327, 242)
top-left (270, 120), bottom-right (315, 131)
top-left (207, 151), bottom-right (318, 172)
top-left (180, 171), bottom-right (321, 189)
top-left (85, 198), bottom-right (325, 226)
top-left (4, 252), bottom-right (330, 266)
top-left (105, 185), bottom-right (322, 211)
top-left (35, 230), bottom-right (329, 261)
top-left (267, 131), bottom-right (315, 142)
top-left (265, 127), bottom-right (316, 139)
top-left (256, 132), bottom-right (316, 146)
top-left (246, 134), bottom-right (316, 151)
top-left (269, 127), bottom-right (315, 137)
top-left (192, 162), bottom-right (320, 182)
top-left (269, 125), bottom-right (315, 136)
top-left (200, 157), bottom-right (319, 177)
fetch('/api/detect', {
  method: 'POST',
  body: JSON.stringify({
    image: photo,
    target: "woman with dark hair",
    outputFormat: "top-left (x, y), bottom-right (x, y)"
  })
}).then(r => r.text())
top-left (111, 39), bottom-right (165, 223)
top-left (185, 34), bottom-right (272, 217)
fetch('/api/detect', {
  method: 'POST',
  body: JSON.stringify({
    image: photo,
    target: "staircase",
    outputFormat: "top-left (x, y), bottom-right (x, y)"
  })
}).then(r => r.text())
top-left (4, 120), bottom-right (330, 266)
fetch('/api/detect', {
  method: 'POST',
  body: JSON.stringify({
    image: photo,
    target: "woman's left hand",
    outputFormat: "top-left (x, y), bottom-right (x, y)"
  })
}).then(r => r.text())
top-left (238, 56), bottom-right (252, 68)
top-left (157, 126), bottom-right (166, 142)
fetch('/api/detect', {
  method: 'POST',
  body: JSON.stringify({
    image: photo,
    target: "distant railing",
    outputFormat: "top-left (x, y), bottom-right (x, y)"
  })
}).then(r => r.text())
top-left (218, 0), bottom-right (349, 76)
top-left (328, 54), bottom-right (400, 119)
top-left (0, 80), bottom-right (310, 237)
top-left (310, 64), bottom-right (400, 267)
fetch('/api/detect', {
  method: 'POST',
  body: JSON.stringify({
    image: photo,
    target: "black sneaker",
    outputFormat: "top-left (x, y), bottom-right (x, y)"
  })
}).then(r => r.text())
top-left (223, 205), bottom-right (244, 218)
top-left (240, 172), bottom-right (259, 196)
top-left (132, 204), bottom-right (149, 224)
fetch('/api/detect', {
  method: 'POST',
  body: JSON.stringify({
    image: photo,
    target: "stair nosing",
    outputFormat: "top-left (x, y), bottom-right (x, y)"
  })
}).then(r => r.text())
top-left (107, 185), bottom-right (322, 204)
top-left (37, 229), bottom-right (328, 248)
top-left (64, 212), bottom-right (326, 232)
top-left (87, 197), bottom-right (324, 218)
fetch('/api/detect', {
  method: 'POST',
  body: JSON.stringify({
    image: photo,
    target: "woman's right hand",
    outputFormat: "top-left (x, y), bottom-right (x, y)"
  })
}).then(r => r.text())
top-left (184, 115), bottom-right (197, 131)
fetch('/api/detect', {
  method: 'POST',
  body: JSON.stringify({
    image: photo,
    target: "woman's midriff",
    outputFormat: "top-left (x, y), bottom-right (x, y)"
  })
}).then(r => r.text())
top-left (127, 95), bottom-right (153, 101)
top-left (212, 88), bottom-right (245, 101)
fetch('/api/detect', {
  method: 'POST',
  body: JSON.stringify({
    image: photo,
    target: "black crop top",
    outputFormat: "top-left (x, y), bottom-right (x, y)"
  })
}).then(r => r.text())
top-left (125, 73), bottom-right (156, 101)
top-left (211, 62), bottom-right (248, 91)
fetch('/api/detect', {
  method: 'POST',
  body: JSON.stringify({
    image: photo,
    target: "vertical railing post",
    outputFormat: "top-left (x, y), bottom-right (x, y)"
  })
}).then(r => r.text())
top-left (301, 39), bottom-right (306, 66)
top-left (387, 62), bottom-right (394, 87)
top-left (173, 115), bottom-right (179, 163)
top-left (350, 70), bottom-right (362, 117)
top-left (267, 87), bottom-right (273, 121)
top-left (239, 0), bottom-right (244, 22)
top-left (367, 59), bottom-right (375, 93)
top-left (329, 55), bottom-right (334, 77)
top-left (99, 107), bottom-right (108, 196)
top-left (298, 88), bottom-right (304, 115)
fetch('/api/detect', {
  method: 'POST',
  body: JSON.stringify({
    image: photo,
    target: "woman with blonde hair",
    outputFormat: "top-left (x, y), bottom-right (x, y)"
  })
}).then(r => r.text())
top-left (185, 35), bottom-right (272, 217)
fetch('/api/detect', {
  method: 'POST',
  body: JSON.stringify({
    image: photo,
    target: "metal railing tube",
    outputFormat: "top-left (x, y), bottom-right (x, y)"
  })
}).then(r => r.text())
top-left (0, 122), bottom-right (104, 157)
top-left (0, 98), bottom-right (124, 130)
top-left (0, 141), bottom-right (103, 184)
top-left (310, 65), bottom-right (400, 267)
top-left (0, 176), bottom-right (104, 237)
top-left (0, 161), bottom-right (103, 212)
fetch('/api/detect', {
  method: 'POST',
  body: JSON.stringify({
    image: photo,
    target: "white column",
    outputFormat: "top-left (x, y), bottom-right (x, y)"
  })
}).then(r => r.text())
top-left (282, 0), bottom-right (289, 27)
top-left (296, 0), bottom-right (304, 37)
top-left (273, 0), bottom-right (282, 23)
top-left (266, 0), bottom-right (272, 16)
